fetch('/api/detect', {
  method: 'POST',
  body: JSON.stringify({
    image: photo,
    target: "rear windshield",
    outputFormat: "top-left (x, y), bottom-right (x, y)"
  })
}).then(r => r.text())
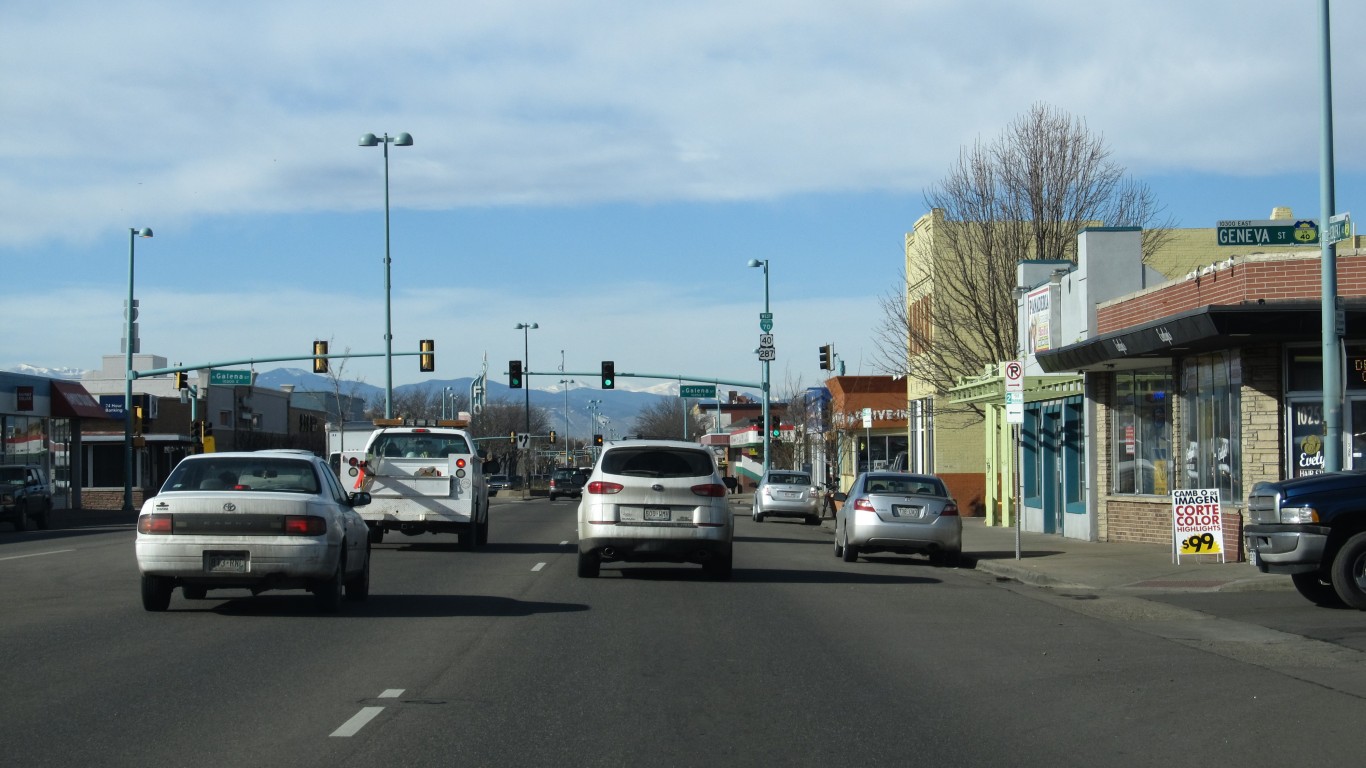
top-left (864, 476), bottom-right (946, 496)
top-left (163, 457), bottom-right (321, 494)
top-left (371, 433), bottom-right (471, 458)
top-left (768, 473), bottom-right (810, 486)
top-left (601, 447), bottom-right (715, 479)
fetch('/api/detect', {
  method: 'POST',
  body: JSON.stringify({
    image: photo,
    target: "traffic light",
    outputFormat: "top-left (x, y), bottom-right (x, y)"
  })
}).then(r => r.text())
top-left (549, 430), bottom-right (557, 445)
top-left (173, 371), bottom-right (187, 390)
top-left (593, 434), bottom-right (604, 446)
top-left (771, 424), bottom-right (781, 439)
top-left (313, 340), bottom-right (329, 374)
top-left (509, 431), bottom-right (517, 444)
top-left (419, 339), bottom-right (435, 372)
top-left (509, 360), bottom-right (523, 389)
top-left (601, 360), bottom-right (615, 389)
top-left (818, 344), bottom-right (832, 371)
top-left (133, 405), bottom-right (144, 437)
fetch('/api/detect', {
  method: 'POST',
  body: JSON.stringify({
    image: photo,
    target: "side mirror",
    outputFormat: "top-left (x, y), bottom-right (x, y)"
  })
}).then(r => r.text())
top-left (833, 492), bottom-right (847, 503)
top-left (350, 491), bottom-right (372, 508)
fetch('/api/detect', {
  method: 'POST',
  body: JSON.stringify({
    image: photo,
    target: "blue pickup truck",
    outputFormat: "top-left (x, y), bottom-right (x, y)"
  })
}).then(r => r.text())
top-left (1245, 471), bottom-right (1366, 610)
top-left (1, 464), bottom-right (53, 531)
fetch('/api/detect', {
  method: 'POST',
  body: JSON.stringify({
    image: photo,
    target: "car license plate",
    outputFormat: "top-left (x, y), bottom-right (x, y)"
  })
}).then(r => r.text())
top-left (892, 505), bottom-right (921, 519)
top-left (205, 551), bottom-right (248, 573)
top-left (643, 507), bottom-right (670, 521)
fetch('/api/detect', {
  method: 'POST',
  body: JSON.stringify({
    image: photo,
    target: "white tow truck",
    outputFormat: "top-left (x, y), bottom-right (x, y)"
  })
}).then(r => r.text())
top-left (336, 417), bottom-right (491, 547)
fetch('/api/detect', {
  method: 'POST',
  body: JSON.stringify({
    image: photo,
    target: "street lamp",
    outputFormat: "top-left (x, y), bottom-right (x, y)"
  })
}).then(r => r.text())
top-left (559, 378), bottom-right (575, 466)
top-left (123, 227), bottom-right (153, 513)
top-left (746, 258), bottom-right (771, 475)
top-left (516, 322), bottom-right (538, 493)
top-left (359, 131), bottom-right (413, 419)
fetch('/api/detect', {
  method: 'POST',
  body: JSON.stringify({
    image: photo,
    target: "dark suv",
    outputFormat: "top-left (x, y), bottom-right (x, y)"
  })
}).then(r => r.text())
top-left (1, 464), bottom-right (53, 531)
top-left (548, 467), bottom-right (587, 501)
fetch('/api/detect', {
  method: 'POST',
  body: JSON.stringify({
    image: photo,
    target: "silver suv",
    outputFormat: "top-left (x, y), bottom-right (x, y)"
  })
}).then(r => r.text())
top-left (576, 440), bottom-right (733, 580)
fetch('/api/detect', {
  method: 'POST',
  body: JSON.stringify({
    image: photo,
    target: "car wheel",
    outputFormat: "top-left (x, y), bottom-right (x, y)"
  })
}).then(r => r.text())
top-left (1292, 571), bottom-right (1344, 607)
top-left (803, 514), bottom-right (820, 526)
top-left (549, 493), bottom-right (557, 502)
top-left (141, 574), bottom-right (173, 612)
top-left (833, 519), bottom-right (845, 558)
top-left (1330, 532), bottom-right (1366, 609)
top-left (367, 525), bottom-right (384, 544)
top-left (841, 527), bottom-right (859, 563)
top-left (182, 585), bottom-right (207, 600)
top-left (476, 505), bottom-right (489, 545)
top-left (14, 503), bottom-right (31, 532)
top-left (313, 555), bottom-right (345, 613)
top-left (703, 550), bottom-right (733, 581)
top-left (753, 504), bottom-right (765, 522)
top-left (345, 542), bottom-right (371, 601)
top-left (461, 521), bottom-right (477, 550)
top-left (577, 547), bottom-right (601, 578)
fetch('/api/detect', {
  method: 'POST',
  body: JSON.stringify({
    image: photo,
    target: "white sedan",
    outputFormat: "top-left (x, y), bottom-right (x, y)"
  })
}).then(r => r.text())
top-left (135, 450), bottom-right (373, 612)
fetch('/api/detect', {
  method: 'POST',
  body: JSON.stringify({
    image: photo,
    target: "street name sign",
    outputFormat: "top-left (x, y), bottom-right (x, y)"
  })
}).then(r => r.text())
top-left (1327, 212), bottom-right (1353, 245)
top-left (1216, 219), bottom-right (1319, 247)
top-left (680, 384), bottom-right (717, 398)
top-left (209, 369), bottom-right (253, 386)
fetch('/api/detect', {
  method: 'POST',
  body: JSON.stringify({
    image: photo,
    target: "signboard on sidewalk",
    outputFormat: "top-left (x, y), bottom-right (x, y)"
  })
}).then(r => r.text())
top-left (1172, 487), bottom-right (1224, 563)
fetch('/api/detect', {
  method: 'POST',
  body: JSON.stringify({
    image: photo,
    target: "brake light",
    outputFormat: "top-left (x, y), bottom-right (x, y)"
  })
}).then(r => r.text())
top-left (587, 481), bottom-right (623, 494)
top-left (138, 514), bottom-right (173, 534)
top-left (283, 516), bottom-right (328, 535)
top-left (456, 458), bottom-right (467, 469)
top-left (940, 502), bottom-right (960, 516)
top-left (691, 483), bottom-right (727, 497)
top-left (854, 498), bottom-right (876, 512)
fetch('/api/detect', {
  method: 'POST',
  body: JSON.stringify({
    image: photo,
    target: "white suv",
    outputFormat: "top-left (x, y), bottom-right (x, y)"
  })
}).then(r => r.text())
top-left (576, 440), bottom-right (733, 580)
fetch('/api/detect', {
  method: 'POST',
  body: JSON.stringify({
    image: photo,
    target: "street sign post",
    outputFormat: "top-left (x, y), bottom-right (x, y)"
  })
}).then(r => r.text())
top-left (1216, 219), bottom-right (1319, 247)
top-left (1004, 361), bottom-right (1024, 425)
top-left (209, 369), bottom-right (253, 386)
top-left (680, 384), bottom-right (717, 398)
top-left (1327, 212), bottom-right (1353, 245)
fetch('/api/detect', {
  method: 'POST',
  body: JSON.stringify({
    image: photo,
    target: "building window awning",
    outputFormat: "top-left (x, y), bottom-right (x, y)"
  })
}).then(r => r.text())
top-left (1035, 301), bottom-right (1366, 373)
top-left (50, 380), bottom-right (110, 420)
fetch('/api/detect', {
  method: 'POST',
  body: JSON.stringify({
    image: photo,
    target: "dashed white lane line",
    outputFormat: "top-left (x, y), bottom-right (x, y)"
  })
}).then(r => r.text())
top-left (330, 707), bottom-right (384, 738)
top-left (0, 549), bottom-right (76, 563)
top-left (330, 690), bottom-right (406, 737)
top-left (559, 540), bottom-right (569, 546)
top-left (532, 562), bottom-right (546, 572)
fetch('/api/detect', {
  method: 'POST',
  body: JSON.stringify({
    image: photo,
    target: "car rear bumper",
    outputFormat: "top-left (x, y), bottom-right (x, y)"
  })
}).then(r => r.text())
top-left (579, 523), bottom-right (732, 563)
top-left (756, 497), bottom-right (819, 517)
top-left (136, 536), bottom-right (339, 583)
top-left (849, 516), bottom-right (962, 554)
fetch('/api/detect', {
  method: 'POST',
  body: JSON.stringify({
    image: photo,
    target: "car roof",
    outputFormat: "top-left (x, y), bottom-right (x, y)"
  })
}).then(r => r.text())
top-left (601, 439), bottom-right (710, 451)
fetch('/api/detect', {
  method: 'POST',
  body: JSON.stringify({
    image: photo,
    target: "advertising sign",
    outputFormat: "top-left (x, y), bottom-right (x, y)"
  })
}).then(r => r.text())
top-left (1172, 487), bottom-right (1223, 563)
top-left (1026, 285), bottom-right (1051, 353)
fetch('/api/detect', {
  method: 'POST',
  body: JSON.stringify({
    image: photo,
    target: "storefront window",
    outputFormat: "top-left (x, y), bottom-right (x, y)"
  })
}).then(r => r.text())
top-left (1111, 370), bottom-right (1174, 495)
top-left (1181, 351), bottom-right (1242, 501)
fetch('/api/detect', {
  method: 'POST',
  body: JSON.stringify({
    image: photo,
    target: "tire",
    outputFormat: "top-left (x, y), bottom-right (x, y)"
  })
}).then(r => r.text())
top-left (345, 542), bottom-right (371, 601)
top-left (461, 522), bottom-right (477, 550)
top-left (34, 506), bottom-right (50, 530)
top-left (476, 504), bottom-right (489, 545)
top-left (549, 493), bottom-right (557, 502)
top-left (577, 548), bottom-right (600, 578)
top-left (1292, 571), bottom-right (1344, 607)
top-left (833, 519), bottom-right (845, 558)
top-left (803, 515), bottom-right (820, 526)
top-left (182, 585), bottom-right (208, 600)
top-left (1330, 532), bottom-right (1366, 610)
top-left (14, 504), bottom-right (31, 532)
top-left (752, 504), bottom-right (764, 523)
top-left (841, 526), bottom-right (859, 563)
top-left (141, 574), bottom-right (172, 612)
top-left (313, 555), bottom-right (345, 613)
top-left (367, 525), bottom-right (384, 544)
top-left (703, 550), bottom-right (733, 581)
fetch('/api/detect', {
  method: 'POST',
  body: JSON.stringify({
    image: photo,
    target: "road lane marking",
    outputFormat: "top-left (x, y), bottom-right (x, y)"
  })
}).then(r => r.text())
top-left (532, 562), bottom-right (546, 572)
top-left (559, 540), bottom-right (569, 546)
top-left (330, 706), bottom-right (384, 737)
top-left (0, 549), bottom-right (76, 563)
top-left (379, 689), bottom-right (404, 698)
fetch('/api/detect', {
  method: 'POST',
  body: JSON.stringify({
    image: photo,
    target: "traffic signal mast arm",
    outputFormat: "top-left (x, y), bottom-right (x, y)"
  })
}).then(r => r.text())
top-left (516, 368), bottom-right (761, 389)
top-left (135, 348), bottom-right (433, 379)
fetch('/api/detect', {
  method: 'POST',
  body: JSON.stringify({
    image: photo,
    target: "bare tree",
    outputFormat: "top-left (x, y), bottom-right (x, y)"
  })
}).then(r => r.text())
top-left (468, 398), bottom-right (552, 478)
top-left (631, 398), bottom-right (711, 441)
top-left (875, 103), bottom-right (1174, 410)
top-left (320, 342), bottom-right (368, 424)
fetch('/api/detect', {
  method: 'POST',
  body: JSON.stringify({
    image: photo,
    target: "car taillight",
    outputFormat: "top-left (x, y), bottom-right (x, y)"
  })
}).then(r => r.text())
top-left (138, 514), bottom-right (174, 534)
top-left (854, 498), bottom-right (876, 512)
top-left (283, 516), bottom-right (328, 535)
top-left (455, 458), bottom-right (467, 469)
top-left (691, 483), bottom-right (727, 497)
top-left (587, 481), bottom-right (623, 494)
top-left (941, 502), bottom-right (960, 516)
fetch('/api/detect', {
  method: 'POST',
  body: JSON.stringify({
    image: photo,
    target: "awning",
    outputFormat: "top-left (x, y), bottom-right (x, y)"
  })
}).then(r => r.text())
top-left (50, 380), bottom-right (111, 419)
top-left (1035, 300), bottom-right (1366, 373)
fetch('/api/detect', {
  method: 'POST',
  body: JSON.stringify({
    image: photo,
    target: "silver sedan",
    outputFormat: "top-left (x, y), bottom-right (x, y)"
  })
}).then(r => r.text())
top-left (833, 472), bottom-right (961, 566)
top-left (752, 469), bottom-right (821, 525)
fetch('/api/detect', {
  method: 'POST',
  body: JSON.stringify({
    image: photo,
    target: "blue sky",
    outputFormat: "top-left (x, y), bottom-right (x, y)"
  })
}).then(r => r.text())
top-left (3, 1), bottom-right (1363, 396)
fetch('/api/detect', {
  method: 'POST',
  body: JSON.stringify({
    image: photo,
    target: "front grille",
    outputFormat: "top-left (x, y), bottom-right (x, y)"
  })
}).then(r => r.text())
top-left (1246, 490), bottom-right (1280, 524)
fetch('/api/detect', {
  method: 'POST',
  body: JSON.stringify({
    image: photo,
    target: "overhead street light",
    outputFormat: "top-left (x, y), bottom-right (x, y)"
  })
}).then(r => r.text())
top-left (747, 258), bottom-right (771, 475)
top-left (359, 131), bottom-right (413, 418)
top-left (123, 227), bottom-right (153, 513)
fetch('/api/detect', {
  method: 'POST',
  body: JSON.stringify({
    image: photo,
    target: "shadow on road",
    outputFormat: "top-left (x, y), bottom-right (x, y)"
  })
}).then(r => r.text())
top-left (600, 566), bottom-right (940, 585)
top-left (0, 525), bottom-right (135, 546)
top-left (383, 541), bottom-right (571, 555)
top-left (967, 549), bottom-right (1064, 562)
top-left (202, 593), bottom-right (589, 618)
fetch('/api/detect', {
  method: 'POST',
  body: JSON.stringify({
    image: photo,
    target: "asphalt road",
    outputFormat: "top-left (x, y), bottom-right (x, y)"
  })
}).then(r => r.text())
top-left (4, 498), bottom-right (1366, 767)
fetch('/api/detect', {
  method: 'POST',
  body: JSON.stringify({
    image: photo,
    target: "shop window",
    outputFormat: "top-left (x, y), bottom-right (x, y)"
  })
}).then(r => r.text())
top-left (1110, 369), bottom-right (1174, 495)
top-left (1181, 351), bottom-right (1242, 502)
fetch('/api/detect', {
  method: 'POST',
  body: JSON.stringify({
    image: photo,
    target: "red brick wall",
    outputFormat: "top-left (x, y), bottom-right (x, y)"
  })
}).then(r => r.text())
top-left (1104, 497), bottom-right (1244, 561)
top-left (1098, 251), bottom-right (1366, 334)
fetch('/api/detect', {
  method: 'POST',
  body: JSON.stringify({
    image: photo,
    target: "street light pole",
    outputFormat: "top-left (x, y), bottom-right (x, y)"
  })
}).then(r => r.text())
top-left (359, 131), bottom-right (413, 419)
top-left (747, 258), bottom-right (771, 475)
top-left (516, 322), bottom-right (538, 493)
top-left (123, 227), bottom-right (153, 514)
top-left (560, 377), bottom-right (574, 466)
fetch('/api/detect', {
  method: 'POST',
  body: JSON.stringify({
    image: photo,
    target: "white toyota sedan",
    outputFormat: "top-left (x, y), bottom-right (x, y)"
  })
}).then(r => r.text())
top-left (135, 450), bottom-right (373, 612)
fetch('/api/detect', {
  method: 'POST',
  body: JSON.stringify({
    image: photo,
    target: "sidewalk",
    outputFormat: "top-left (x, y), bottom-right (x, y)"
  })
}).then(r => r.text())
top-left (729, 494), bottom-right (1290, 594)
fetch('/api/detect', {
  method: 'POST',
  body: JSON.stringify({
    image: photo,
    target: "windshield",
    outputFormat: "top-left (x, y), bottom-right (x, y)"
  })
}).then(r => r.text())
top-left (768, 473), bottom-right (810, 486)
top-left (0, 467), bottom-right (24, 484)
top-left (163, 457), bottom-right (322, 494)
top-left (601, 447), bottom-right (714, 479)
top-left (370, 433), bottom-right (471, 458)
top-left (863, 475), bottom-right (946, 496)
